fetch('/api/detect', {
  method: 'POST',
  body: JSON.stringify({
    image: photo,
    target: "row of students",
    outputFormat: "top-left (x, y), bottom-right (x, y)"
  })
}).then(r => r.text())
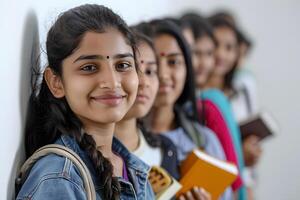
top-left (178, 11), bottom-right (262, 200)
top-left (16, 4), bottom-right (261, 200)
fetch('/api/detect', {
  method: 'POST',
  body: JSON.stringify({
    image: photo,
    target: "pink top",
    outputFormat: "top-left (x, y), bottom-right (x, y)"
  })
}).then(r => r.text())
top-left (197, 99), bottom-right (243, 191)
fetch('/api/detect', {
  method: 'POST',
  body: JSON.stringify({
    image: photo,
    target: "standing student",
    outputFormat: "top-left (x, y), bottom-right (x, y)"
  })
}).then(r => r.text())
top-left (180, 13), bottom-right (244, 196)
top-left (208, 14), bottom-right (262, 200)
top-left (16, 4), bottom-right (154, 200)
top-left (146, 19), bottom-right (234, 200)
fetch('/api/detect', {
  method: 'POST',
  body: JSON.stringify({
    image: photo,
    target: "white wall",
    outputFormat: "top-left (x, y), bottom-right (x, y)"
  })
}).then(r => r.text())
top-left (1, 0), bottom-right (300, 199)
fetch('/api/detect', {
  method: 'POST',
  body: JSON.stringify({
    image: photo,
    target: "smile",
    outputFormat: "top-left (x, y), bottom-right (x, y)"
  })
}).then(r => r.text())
top-left (91, 94), bottom-right (126, 106)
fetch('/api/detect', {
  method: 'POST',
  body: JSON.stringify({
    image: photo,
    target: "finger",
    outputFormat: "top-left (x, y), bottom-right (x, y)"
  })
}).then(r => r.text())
top-left (191, 187), bottom-right (202, 200)
top-left (199, 188), bottom-right (211, 200)
top-left (185, 190), bottom-right (195, 200)
top-left (178, 195), bottom-right (186, 200)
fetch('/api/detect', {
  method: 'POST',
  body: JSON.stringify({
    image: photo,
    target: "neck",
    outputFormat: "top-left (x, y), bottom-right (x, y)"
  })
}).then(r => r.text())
top-left (150, 105), bottom-right (176, 134)
top-left (115, 118), bottom-right (140, 152)
top-left (205, 73), bottom-right (225, 90)
top-left (83, 122), bottom-right (115, 159)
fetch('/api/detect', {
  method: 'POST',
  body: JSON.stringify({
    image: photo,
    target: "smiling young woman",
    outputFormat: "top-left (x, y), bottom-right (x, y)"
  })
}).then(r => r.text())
top-left (16, 4), bottom-right (154, 200)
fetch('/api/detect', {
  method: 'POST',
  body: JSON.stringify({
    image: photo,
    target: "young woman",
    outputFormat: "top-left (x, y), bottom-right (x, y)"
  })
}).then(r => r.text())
top-left (145, 19), bottom-right (234, 200)
top-left (114, 30), bottom-right (180, 180)
top-left (180, 14), bottom-right (244, 195)
top-left (16, 4), bottom-right (154, 200)
top-left (209, 14), bottom-right (262, 200)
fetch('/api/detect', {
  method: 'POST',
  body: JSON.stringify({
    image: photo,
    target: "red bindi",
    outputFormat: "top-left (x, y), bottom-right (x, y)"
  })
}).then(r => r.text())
top-left (160, 52), bottom-right (165, 57)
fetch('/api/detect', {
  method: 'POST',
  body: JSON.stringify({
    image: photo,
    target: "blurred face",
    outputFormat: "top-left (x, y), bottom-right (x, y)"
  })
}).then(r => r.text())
top-left (124, 42), bottom-right (159, 119)
top-left (48, 29), bottom-right (138, 128)
top-left (193, 36), bottom-right (216, 88)
top-left (214, 26), bottom-right (239, 76)
top-left (153, 34), bottom-right (186, 107)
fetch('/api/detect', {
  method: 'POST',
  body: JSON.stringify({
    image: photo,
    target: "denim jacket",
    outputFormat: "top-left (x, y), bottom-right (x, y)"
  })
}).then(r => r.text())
top-left (16, 135), bottom-right (155, 200)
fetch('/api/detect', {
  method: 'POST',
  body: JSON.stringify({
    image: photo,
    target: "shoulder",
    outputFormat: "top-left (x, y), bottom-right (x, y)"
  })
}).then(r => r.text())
top-left (195, 124), bottom-right (226, 160)
top-left (202, 89), bottom-right (231, 107)
top-left (17, 154), bottom-right (86, 199)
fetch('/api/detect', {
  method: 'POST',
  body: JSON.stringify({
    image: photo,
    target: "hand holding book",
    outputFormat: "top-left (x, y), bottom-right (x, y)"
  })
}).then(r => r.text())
top-left (177, 149), bottom-right (238, 200)
top-left (178, 186), bottom-right (211, 200)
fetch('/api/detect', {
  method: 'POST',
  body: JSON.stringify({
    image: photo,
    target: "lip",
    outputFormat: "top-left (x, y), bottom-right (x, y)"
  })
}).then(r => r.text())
top-left (136, 94), bottom-right (149, 103)
top-left (196, 69), bottom-right (203, 75)
top-left (159, 84), bottom-right (173, 93)
top-left (91, 94), bottom-right (126, 106)
top-left (216, 60), bottom-right (225, 68)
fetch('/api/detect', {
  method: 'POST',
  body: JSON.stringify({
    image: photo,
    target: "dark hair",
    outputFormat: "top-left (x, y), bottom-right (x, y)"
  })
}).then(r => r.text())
top-left (25, 4), bottom-right (137, 200)
top-left (209, 10), bottom-right (236, 26)
top-left (149, 19), bottom-right (198, 121)
top-left (209, 16), bottom-right (240, 90)
top-left (131, 25), bottom-right (156, 56)
top-left (237, 30), bottom-right (253, 54)
top-left (180, 12), bottom-right (202, 32)
top-left (180, 13), bottom-right (216, 45)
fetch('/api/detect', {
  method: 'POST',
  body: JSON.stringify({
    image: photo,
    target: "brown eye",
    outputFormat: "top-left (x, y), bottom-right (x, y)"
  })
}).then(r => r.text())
top-left (167, 59), bottom-right (182, 67)
top-left (80, 64), bottom-right (97, 72)
top-left (226, 43), bottom-right (237, 52)
top-left (207, 50), bottom-right (214, 57)
top-left (116, 62), bottom-right (133, 72)
top-left (145, 68), bottom-right (158, 77)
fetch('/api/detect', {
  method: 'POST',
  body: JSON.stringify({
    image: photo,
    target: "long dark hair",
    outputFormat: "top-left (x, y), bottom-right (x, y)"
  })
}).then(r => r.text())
top-left (149, 19), bottom-right (198, 122)
top-left (25, 4), bottom-right (137, 200)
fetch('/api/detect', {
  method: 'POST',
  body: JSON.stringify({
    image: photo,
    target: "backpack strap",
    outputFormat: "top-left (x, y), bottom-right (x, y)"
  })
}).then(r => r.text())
top-left (175, 106), bottom-right (205, 148)
top-left (15, 144), bottom-right (96, 200)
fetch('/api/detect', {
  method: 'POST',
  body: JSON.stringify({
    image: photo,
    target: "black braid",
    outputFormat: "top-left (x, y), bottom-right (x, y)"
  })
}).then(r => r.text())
top-left (78, 133), bottom-right (120, 200)
top-left (24, 4), bottom-right (137, 199)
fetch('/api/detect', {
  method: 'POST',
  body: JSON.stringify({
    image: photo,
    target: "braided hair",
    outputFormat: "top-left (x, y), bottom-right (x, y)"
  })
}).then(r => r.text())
top-left (25, 4), bottom-right (137, 200)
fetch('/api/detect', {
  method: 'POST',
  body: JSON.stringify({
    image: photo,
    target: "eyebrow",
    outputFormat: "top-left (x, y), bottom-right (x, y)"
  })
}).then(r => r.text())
top-left (165, 52), bottom-right (183, 57)
top-left (146, 61), bottom-right (158, 65)
top-left (73, 53), bottom-right (134, 63)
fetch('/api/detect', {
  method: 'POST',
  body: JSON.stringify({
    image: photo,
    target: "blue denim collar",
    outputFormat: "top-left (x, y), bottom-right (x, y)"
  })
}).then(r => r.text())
top-left (57, 134), bottom-right (150, 190)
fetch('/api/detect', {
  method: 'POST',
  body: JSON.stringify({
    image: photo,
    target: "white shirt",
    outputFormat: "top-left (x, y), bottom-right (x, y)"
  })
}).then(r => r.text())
top-left (133, 130), bottom-right (162, 167)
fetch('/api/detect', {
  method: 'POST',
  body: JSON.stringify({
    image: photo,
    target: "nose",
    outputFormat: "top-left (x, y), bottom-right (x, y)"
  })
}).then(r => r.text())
top-left (216, 45), bottom-right (226, 61)
top-left (192, 54), bottom-right (199, 69)
top-left (98, 64), bottom-right (120, 89)
top-left (138, 71), bottom-right (150, 89)
top-left (158, 59), bottom-right (171, 81)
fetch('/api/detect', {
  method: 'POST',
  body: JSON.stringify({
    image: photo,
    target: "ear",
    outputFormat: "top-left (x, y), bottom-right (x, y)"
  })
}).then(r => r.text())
top-left (44, 67), bottom-right (65, 98)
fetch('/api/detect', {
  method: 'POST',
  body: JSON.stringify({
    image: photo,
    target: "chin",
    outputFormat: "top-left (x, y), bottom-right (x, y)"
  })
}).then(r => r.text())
top-left (100, 111), bottom-right (128, 123)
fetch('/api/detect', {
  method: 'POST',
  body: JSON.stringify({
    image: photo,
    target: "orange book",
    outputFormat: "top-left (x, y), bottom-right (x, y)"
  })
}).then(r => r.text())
top-left (177, 149), bottom-right (238, 200)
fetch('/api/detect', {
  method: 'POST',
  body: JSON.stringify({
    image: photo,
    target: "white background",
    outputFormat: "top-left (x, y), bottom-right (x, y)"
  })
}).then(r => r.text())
top-left (1, 0), bottom-right (300, 199)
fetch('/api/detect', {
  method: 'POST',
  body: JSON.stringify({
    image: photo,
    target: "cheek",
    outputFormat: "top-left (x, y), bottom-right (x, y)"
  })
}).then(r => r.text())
top-left (207, 58), bottom-right (215, 70)
top-left (228, 52), bottom-right (237, 63)
top-left (149, 78), bottom-right (159, 101)
top-left (175, 66), bottom-right (187, 88)
top-left (64, 76), bottom-right (93, 100)
top-left (123, 72), bottom-right (139, 97)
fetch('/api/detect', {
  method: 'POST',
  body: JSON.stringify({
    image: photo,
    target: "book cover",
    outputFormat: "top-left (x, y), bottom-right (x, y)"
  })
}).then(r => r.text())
top-left (239, 111), bottom-right (279, 141)
top-left (148, 166), bottom-right (182, 200)
top-left (177, 149), bottom-right (238, 200)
